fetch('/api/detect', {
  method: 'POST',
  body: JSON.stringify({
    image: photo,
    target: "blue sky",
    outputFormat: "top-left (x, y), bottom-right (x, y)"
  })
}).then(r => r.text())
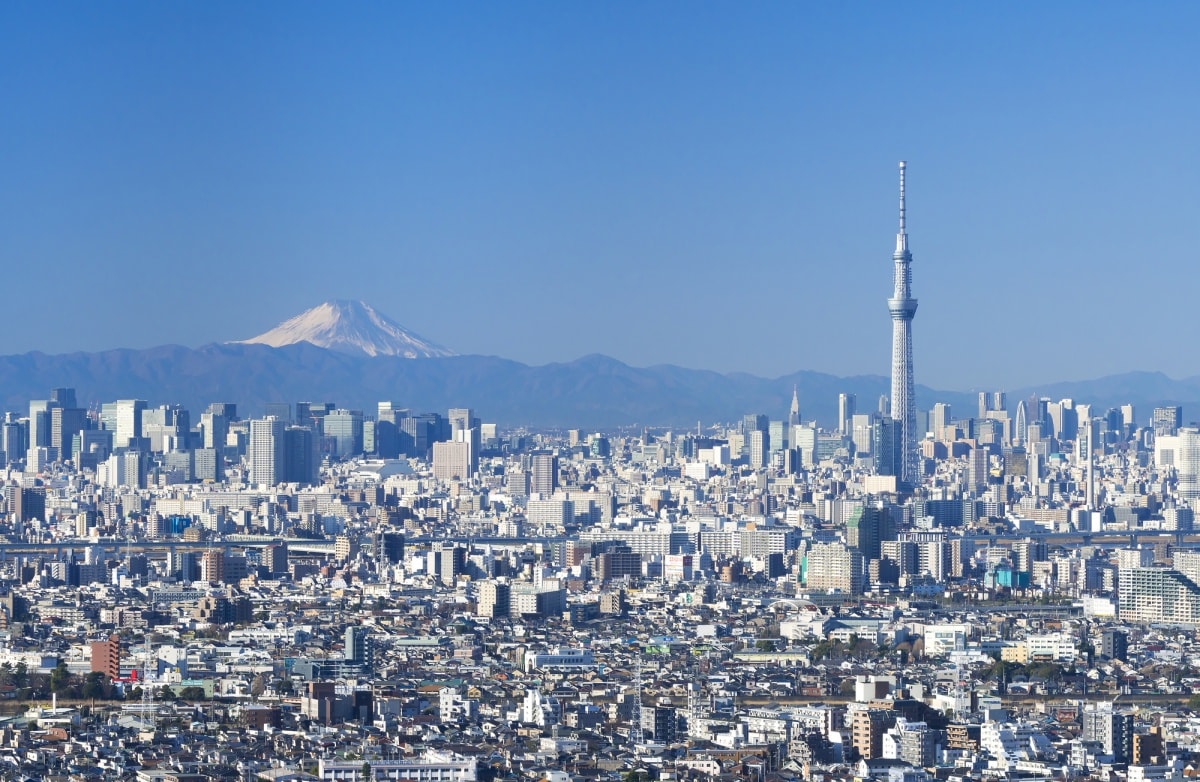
top-left (1, 2), bottom-right (1197, 390)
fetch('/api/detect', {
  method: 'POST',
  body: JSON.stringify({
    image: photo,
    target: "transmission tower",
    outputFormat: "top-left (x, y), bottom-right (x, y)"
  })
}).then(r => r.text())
top-left (142, 640), bottom-right (156, 729)
top-left (629, 658), bottom-right (643, 746)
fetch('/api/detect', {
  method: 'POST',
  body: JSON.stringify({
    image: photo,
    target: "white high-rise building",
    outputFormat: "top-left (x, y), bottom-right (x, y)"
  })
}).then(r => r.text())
top-left (99, 451), bottom-right (143, 489)
top-left (1157, 428), bottom-right (1200, 499)
top-left (887, 162), bottom-right (919, 485)
top-left (114, 399), bottom-right (147, 449)
top-left (433, 440), bottom-right (472, 482)
top-left (248, 417), bottom-right (286, 487)
top-left (930, 402), bottom-right (952, 441)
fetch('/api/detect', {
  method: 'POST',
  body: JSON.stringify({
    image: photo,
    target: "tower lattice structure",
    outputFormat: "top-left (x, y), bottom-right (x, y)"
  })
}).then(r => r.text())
top-left (887, 161), bottom-right (919, 485)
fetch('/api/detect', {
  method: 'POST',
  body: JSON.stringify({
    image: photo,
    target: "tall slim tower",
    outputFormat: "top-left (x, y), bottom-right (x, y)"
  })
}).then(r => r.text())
top-left (888, 161), bottom-right (919, 485)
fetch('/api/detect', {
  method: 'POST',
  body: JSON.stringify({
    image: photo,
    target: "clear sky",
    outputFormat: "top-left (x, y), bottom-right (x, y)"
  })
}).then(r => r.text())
top-left (2, 2), bottom-right (1197, 390)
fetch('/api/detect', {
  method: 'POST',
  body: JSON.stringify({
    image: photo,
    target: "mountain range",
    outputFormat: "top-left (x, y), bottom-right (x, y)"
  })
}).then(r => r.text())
top-left (0, 302), bottom-right (1193, 428)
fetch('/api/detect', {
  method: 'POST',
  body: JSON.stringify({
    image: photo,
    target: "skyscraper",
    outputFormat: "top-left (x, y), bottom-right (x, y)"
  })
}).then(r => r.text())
top-left (323, 409), bottom-right (364, 459)
top-left (838, 393), bottom-right (856, 436)
top-left (871, 415), bottom-right (901, 477)
top-left (248, 416), bottom-right (286, 486)
top-left (114, 399), bottom-right (148, 450)
top-left (1154, 406), bottom-right (1183, 437)
top-left (283, 425), bottom-right (319, 485)
top-left (887, 161), bottom-right (918, 485)
top-left (847, 504), bottom-right (886, 560)
top-left (530, 452), bottom-right (558, 496)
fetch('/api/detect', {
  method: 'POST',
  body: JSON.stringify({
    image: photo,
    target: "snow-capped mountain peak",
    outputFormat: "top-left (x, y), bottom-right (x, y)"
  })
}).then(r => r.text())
top-left (236, 300), bottom-right (456, 358)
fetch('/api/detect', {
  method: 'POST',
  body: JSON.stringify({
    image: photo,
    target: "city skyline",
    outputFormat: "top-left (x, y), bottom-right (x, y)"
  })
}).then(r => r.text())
top-left (3, 4), bottom-right (1200, 389)
top-left (2, 295), bottom-right (1200, 429)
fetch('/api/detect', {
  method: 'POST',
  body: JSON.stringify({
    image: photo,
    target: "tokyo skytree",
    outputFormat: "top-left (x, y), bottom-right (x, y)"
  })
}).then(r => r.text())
top-left (888, 161), bottom-right (919, 485)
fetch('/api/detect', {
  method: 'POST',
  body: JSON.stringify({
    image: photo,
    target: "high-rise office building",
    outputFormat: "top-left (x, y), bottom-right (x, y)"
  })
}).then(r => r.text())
top-left (51, 406), bottom-right (87, 460)
top-left (200, 411), bottom-right (228, 450)
top-left (100, 451), bottom-right (144, 489)
top-left (872, 416), bottom-right (901, 477)
top-left (264, 402), bottom-right (292, 422)
top-left (50, 387), bottom-right (77, 409)
top-left (296, 402), bottom-right (334, 431)
top-left (743, 413), bottom-right (769, 436)
top-left (399, 414), bottom-right (435, 458)
top-left (141, 404), bottom-right (189, 452)
top-left (851, 414), bottom-right (874, 458)
top-left (768, 420), bottom-right (788, 454)
top-left (838, 393), bottom-right (856, 436)
top-left (284, 425), bottom-right (319, 485)
top-left (1155, 427), bottom-right (1200, 499)
top-left (448, 407), bottom-right (476, 435)
top-left (206, 402), bottom-right (238, 420)
top-left (447, 407), bottom-right (480, 474)
top-left (1, 415), bottom-right (25, 466)
top-left (978, 391), bottom-right (1006, 420)
top-left (1154, 406), bottom-right (1183, 437)
top-left (788, 387), bottom-right (801, 427)
top-left (114, 399), bottom-right (147, 450)
top-left (323, 409), bottom-right (364, 460)
top-left (887, 162), bottom-right (919, 485)
top-left (28, 400), bottom-right (57, 450)
top-left (929, 403), bottom-right (952, 442)
top-left (793, 424), bottom-right (817, 468)
top-left (432, 441), bottom-right (472, 481)
top-left (194, 447), bottom-right (223, 483)
top-left (1120, 404), bottom-right (1137, 435)
top-left (377, 401), bottom-right (405, 423)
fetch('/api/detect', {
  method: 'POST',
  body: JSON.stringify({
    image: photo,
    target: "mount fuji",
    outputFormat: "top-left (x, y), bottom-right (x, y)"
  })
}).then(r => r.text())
top-left (236, 300), bottom-right (455, 358)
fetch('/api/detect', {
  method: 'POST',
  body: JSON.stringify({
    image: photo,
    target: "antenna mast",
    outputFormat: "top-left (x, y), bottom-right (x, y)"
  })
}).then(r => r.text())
top-left (142, 638), bottom-right (156, 730)
top-left (629, 658), bottom-right (644, 746)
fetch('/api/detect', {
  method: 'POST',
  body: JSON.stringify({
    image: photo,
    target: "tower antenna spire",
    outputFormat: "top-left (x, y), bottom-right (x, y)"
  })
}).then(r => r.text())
top-left (887, 161), bottom-right (918, 486)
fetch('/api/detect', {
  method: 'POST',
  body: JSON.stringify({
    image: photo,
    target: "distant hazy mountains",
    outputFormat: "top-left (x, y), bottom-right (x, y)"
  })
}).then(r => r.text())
top-left (0, 302), bottom-right (1193, 427)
